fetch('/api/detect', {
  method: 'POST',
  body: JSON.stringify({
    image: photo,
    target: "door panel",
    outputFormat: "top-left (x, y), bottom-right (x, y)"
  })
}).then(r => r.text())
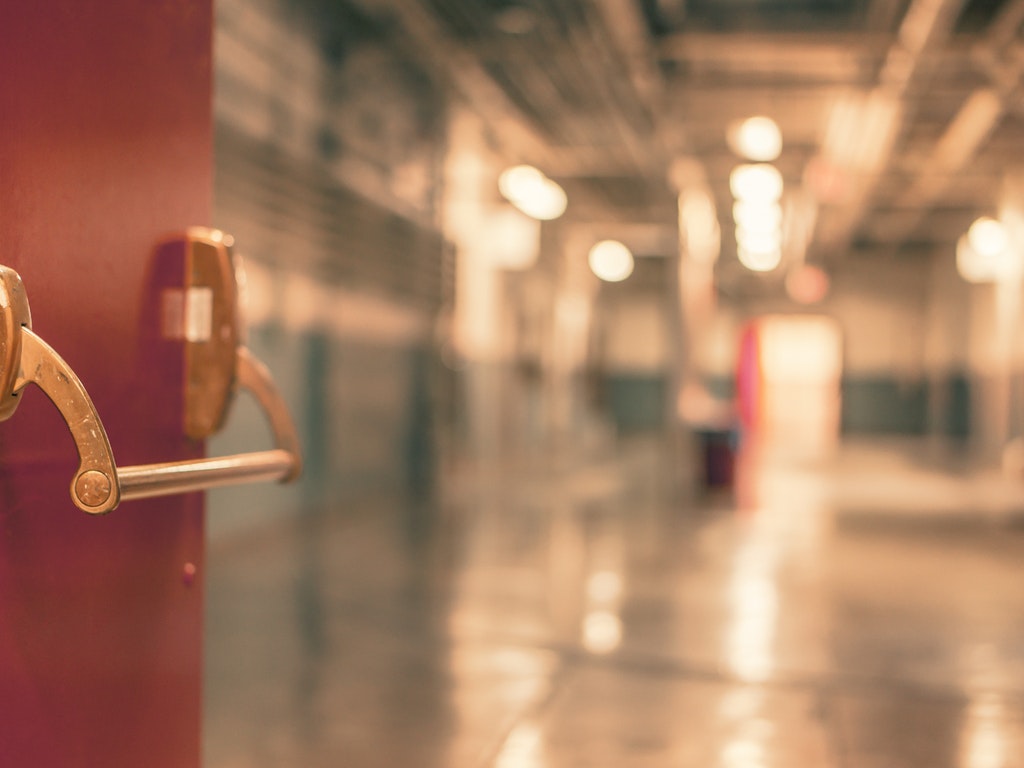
top-left (0, 3), bottom-right (211, 766)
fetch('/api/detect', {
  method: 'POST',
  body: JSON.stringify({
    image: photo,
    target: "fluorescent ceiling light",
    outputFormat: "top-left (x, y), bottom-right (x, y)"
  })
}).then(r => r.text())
top-left (738, 245), bottom-right (782, 273)
top-left (588, 240), bottom-right (634, 282)
top-left (729, 116), bottom-right (782, 162)
top-left (967, 216), bottom-right (1008, 258)
top-left (498, 165), bottom-right (567, 221)
top-left (733, 201), bottom-right (782, 234)
top-left (730, 164), bottom-right (783, 203)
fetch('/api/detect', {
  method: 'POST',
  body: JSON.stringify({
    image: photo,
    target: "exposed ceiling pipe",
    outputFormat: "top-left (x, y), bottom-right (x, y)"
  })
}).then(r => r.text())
top-left (546, 0), bottom-right (666, 176)
top-left (987, 0), bottom-right (1024, 50)
top-left (374, 0), bottom-right (556, 168)
top-left (591, 0), bottom-right (665, 120)
top-left (899, 89), bottom-right (1004, 208)
top-left (378, 0), bottom-right (670, 180)
top-left (658, 33), bottom-right (877, 84)
top-left (812, 0), bottom-right (967, 256)
top-left (884, 1), bottom-right (1024, 244)
top-left (881, 0), bottom-right (968, 95)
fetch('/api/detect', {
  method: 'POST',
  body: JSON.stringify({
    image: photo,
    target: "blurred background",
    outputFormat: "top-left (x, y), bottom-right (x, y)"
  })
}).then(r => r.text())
top-left (203, 0), bottom-right (1024, 765)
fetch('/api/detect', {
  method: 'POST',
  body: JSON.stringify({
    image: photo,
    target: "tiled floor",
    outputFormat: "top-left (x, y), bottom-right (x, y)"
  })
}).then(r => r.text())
top-left (204, 438), bottom-right (1024, 767)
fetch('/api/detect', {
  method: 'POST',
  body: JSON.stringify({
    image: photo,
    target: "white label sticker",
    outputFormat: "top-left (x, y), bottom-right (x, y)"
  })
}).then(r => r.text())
top-left (184, 287), bottom-right (213, 342)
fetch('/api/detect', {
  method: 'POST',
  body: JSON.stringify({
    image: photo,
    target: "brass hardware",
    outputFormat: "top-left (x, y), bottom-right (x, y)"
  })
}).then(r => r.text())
top-left (177, 227), bottom-right (243, 440)
top-left (0, 230), bottom-right (301, 514)
top-left (13, 325), bottom-right (122, 512)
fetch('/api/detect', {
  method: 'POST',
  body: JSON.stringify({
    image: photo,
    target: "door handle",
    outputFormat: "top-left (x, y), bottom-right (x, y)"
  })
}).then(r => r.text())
top-left (0, 229), bottom-right (302, 514)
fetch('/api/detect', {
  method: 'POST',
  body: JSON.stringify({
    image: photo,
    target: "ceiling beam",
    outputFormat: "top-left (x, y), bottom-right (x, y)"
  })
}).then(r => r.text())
top-left (375, 0), bottom-right (556, 168)
top-left (880, 2), bottom-right (1024, 244)
top-left (658, 32), bottom-right (878, 83)
top-left (812, 0), bottom-right (968, 258)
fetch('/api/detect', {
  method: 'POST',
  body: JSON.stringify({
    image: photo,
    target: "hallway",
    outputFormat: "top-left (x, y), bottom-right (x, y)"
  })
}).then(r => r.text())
top-left (204, 438), bottom-right (1024, 767)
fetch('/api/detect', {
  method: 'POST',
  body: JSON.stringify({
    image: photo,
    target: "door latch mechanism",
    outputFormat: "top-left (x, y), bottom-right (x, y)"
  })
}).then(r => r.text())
top-left (0, 228), bottom-right (301, 514)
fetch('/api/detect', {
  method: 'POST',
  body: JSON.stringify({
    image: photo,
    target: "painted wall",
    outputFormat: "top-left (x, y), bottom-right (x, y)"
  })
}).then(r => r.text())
top-left (828, 259), bottom-right (930, 434)
top-left (208, 0), bottom-right (447, 539)
top-left (920, 171), bottom-right (1024, 455)
top-left (923, 239), bottom-right (973, 440)
top-left (598, 297), bottom-right (671, 433)
top-left (715, 258), bottom-right (938, 436)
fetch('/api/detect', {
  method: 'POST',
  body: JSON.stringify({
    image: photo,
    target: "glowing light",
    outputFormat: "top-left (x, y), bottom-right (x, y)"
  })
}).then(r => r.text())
top-left (582, 610), bottom-right (622, 654)
top-left (498, 165), bottom-right (542, 202)
top-left (957, 235), bottom-right (988, 283)
top-left (733, 201), bottom-right (782, 234)
top-left (489, 206), bottom-right (540, 269)
top-left (721, 737), bottom-right (767, 768)
top-left (736, 223), bottom-right (782, 273)
top-left (729, 116), bottom-right (783, 162)
top-left (201, 227), bottom-right (234, 246)
top-left (968, 216), bottom-right (1008, 258)
top-left (726, 569), bottom-right (778, 682)
top-left (960, 693), bottom-right (1007, 768)
top-left (495, 722), bottom-right (544, 768)
top-left (759, 315), bottom-right (843, 379)
top-left (785, 265), bottom-right (830, 304)
top-left (588, 240), bottom-right (634, 282)
top-left (498, 165), bottom-right (567, 221)
top-left (956, 233), bottom-right (1021, 283)
top-left (736, 227), bottom-right (780, 254)
top-left (738, 246), bottom-right (782, 273)
top-left (730, 164), bottom-right (783, 203)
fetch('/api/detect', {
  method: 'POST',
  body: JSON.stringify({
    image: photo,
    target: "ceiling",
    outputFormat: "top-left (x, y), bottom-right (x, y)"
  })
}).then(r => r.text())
top-left (301, 0), bottom-right (1024, 290)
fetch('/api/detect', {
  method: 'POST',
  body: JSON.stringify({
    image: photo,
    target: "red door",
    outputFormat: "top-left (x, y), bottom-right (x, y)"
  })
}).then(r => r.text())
top-left (0, 3), bottom-right (211, 766)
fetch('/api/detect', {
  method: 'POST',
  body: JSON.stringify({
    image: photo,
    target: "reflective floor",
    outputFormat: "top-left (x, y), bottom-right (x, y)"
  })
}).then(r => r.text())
top-left (205, 437), bottom-right (1024, 767)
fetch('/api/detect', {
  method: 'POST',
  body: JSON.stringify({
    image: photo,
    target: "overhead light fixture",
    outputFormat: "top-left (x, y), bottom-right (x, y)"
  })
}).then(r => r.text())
top-left (957, 216), bottom-right (1022, 283)
top-left (498, 164), bottom-right (567, 221)
top-left (728, 116), bottom-right (782, 162)
top-left (730, 164), bottom-right (783, 203)
top-left (733, 201), bottom-right (782, 234)
top-left (588, 240), bottom-right (634, 282)
top-left (956, 235), bottom-right (991, 283)
top-left (738, 246), bottom-right (782, 273)
top-left (736, 218), bottom-right (782, 274)
top-left (967, 216), bottom-right (1008, 258)
top-left (956, 233), bottom-right (1017, 283)
top-left (735, 227), bottom-right (780, 254)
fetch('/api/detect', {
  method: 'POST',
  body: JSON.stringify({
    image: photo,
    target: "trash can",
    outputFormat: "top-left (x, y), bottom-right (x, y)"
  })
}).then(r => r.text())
top-left (695, 428), bottom-right (736, 489)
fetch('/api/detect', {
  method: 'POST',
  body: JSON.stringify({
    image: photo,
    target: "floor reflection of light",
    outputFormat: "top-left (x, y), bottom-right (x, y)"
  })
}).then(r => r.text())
top-left (726, 568), bottom-right (778, 682)
top-left (580, 535), bottom-right (625, 655)
top-left (716, 688), bottom-right (772, 768)
top-left (582, 610), bottom-right (622, 654)
top-left (721, 737), bottom-right (766, 768)
top-left (495, 721), bottom-right (545, 768)
top-left (960, 693), bottom-right (1007, 768)
top-left (446, 644), bottom-right (553, 733)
